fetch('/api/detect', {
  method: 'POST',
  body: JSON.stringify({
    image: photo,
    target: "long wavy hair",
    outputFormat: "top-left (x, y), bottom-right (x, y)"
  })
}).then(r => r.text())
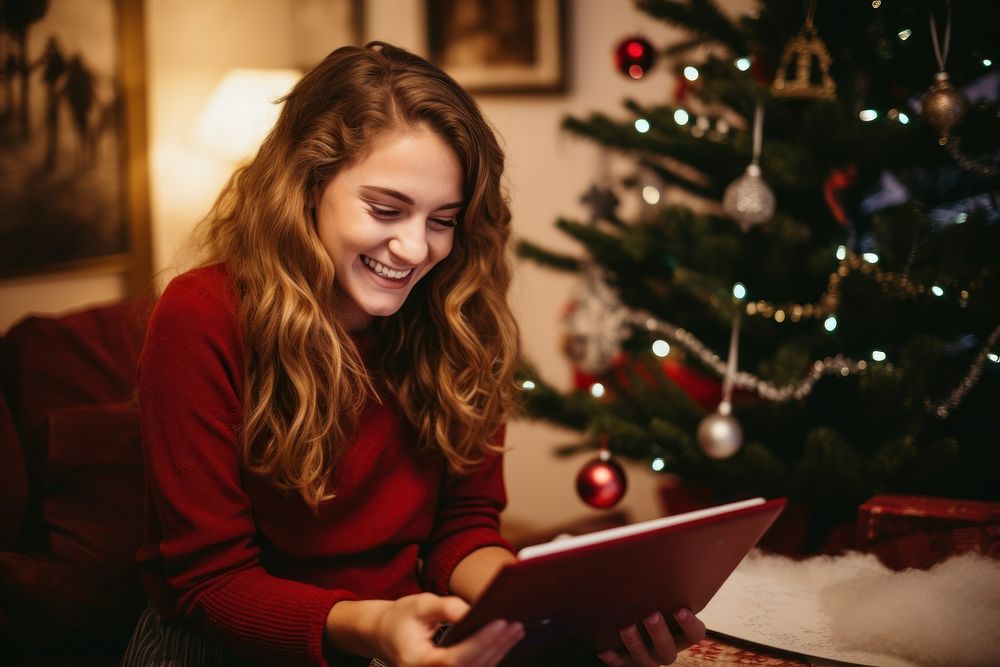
top-left (191, 42), bottom-right (520, 508)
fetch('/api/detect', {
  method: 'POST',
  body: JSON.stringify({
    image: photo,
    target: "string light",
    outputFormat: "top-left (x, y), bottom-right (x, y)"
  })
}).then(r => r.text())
top-left (687, 252), bottom-right (987, 324)
top-left (651, 457), bottom-right (666, 472)
top-left (984, 58), bottom-right (993, 67)
top-left (824, 316), bottom-right (838, 332)
top-left (683, 66), bottom-right (699, 81)
top-left (652, 339), bottom-right (671, 357)
top-left (898, 29), bottom-right (912, 40)
top-left (863, 252), bottom-right (879, 263)
top-left (872, 350), bottom-right (887, 361)
top-left (988, 353), bottom-right (999, 363)
top-left (735, 57), bottom-right (751, 71)
top-left (945, 137), bottom-right (1000, 177)
top-left (521, 380), bottom-right (536, 390)
top-left (635, 118), bottom-right (651, 133)
top-left (898, 112), bottom-right (910, 124)
top-left (674, 109), bottom-right (690, 125)
top-left (733, 283), bottom-right (747, 299)
top-left (860, 109), bottom-right (878, 121)
top-left (642, 185), bottom-right (661, 205)
top-left (590, 382), bottom-right (606, 398)
top-left (931, 285), bottom-right (945, 297)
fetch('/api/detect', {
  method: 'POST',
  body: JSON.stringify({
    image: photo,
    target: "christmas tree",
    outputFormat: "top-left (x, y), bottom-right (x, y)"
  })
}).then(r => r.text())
top-left (517, 0), bottom-right (1000, 551)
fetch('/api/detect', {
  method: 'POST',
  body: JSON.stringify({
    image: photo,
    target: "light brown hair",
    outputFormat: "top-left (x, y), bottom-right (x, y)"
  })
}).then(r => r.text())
top-left (193, 42), bottom-right (519, 508)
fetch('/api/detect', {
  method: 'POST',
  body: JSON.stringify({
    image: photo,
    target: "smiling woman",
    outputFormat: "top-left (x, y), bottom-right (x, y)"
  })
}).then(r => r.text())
top-left (313, 127), bottom-right (463, 330)
top-left (120, 41), bottom-right (703, 667)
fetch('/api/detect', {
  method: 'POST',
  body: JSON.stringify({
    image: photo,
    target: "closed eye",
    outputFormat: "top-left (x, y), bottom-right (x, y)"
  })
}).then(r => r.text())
top-left (366, 205), bottom-right (401, 220)
top-left (430, 217), bottom-right (458, 229)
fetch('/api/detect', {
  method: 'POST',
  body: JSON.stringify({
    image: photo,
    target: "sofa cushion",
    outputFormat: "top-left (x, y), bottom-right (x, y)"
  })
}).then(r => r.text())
top-left (1, 300), bottom-right (151, 442)
top-left (0, 401), bottom-right (146, 652)
top-left (43, 402), bottom-right (145, 561)
top-left (0, 390), bottom-right (27, 550)
top-left (1, 299), bottom-right (150, 550)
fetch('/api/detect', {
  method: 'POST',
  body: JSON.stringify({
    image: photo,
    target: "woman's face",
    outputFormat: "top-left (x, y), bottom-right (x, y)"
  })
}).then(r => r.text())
top-left (314, 126), bottom-right (463, 330)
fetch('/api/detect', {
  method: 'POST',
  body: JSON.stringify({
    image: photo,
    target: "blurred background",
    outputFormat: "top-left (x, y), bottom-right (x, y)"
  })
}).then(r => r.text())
top-left (2, 0), bottom-right (753, 535)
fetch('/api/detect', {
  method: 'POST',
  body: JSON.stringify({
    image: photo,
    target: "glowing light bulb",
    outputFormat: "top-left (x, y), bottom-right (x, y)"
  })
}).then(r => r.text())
top-left (651, 457), bottom-right (666, 472)
top-left (683, 66), bottom-right (699, 81)
top-left (642, 186), bottom-right (661, 205)
top-left (863, 252), bottom-right (879, 263)
top-left (674, 109), bottom-right (690, 125)
top-left (733, 283), bottom-right (747, 299)
top-left (521, 380), bottom-right (536, 390)
top-left (824, 316), bottom-right (838, 332)
top-left (590, 383), bottom-right (606, 398)
top-left (652, 339), bottom-right (671, 357)
top-left (898, 112), bottom-right (910, 124)
top-left (735, 57), bottom-right (751, 71)
top-left (836, 245), bottom-right (847, 260)
top-left (872, 350), bottom-right (887, 362)
top-left (898, 29), bottom-right (912, 40)
top-left (984, 59), bottom-right (993, 67)
top-left (859, 109), bottom-right (878, 122)
top-left (988, 353), bottom-right (999, 363)
top-left (931, 285), bottom-right (945, 297)
top-left (955, 212), bottom-right (968, 224)
top-left (634, 118), bottom-right (650, 133)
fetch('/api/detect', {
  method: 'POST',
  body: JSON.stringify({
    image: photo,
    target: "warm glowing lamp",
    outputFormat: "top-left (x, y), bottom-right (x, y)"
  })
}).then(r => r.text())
top-left (195, 68), bottom-right (301, 162)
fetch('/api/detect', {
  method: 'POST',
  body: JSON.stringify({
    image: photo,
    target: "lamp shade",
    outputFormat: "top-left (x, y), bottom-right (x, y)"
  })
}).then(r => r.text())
top-left (195, 68), bottom-right (301, 162)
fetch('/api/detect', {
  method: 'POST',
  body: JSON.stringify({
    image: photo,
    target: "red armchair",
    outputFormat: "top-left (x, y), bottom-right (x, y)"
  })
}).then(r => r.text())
top-left (0, 300), bottom-right (151, 666)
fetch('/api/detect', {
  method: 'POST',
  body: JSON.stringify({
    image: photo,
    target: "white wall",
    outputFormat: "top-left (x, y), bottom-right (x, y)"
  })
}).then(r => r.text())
top-left (1, 0), bottom-right (751, 532)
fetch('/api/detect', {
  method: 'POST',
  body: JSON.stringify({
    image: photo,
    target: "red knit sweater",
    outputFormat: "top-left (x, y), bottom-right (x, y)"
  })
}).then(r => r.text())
top-left (136, 265), bottom-right (512, 666)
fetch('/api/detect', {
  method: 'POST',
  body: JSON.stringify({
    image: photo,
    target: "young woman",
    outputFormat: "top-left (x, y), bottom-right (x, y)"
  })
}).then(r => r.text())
top-left (121, 42), bottom-right (704, 667)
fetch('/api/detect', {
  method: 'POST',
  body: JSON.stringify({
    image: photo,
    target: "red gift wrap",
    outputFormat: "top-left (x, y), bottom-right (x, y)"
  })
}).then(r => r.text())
top-left (857, 494), bottom-right (1000, 570)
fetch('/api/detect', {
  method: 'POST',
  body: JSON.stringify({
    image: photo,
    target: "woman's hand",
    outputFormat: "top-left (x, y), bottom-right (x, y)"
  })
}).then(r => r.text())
top-left (327, 593), bottom-right (524, 667)
top-left (596, 608), bottom-right (706, 667)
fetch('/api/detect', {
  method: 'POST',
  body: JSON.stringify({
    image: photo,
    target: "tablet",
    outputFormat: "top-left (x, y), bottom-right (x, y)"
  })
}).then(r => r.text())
top-left (440, 497), bottom-right (786, 664)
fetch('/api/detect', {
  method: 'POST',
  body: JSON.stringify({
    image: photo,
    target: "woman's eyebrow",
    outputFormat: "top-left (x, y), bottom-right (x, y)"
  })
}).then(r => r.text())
top-left (360, 185), bottom-right (463, 210)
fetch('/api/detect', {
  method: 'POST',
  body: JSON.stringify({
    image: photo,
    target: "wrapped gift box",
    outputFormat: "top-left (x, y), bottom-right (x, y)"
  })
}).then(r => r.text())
top-left (857, 494), bottom-right (1000, 570)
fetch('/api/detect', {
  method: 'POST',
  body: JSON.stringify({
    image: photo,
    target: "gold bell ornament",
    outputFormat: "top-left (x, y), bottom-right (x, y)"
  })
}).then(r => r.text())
top-left (922, 8), bottom-right (967, 145)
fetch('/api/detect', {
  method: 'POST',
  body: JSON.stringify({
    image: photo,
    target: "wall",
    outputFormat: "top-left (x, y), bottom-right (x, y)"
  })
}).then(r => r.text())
top-left (1, 0), bottom-right (750, 533)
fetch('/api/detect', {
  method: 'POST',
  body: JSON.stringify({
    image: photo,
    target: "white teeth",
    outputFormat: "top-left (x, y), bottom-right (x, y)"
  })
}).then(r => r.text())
top-left (362, 256), bottom-right (413, 280)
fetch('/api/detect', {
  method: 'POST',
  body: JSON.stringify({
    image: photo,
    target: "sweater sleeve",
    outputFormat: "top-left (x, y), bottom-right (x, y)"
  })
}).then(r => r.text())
top-left (420, 428), bottom-right (515, 596)
top-left (138, 269), bottom-right (357, 666)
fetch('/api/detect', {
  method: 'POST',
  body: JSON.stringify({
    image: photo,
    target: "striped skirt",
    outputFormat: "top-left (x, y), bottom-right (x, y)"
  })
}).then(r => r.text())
top-left (119, 605), bottom-right (387, 666)
top-left (118, 605), bottom-right (241, 667)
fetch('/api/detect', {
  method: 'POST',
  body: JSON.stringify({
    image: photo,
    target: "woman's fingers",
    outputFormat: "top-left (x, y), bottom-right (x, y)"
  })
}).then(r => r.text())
top-left (644, 612), bottom-right (678, 664)
top-left (598, 609), bottom-right (707, 666)
top-left (445, 618), bottom-right (524, 667)
top-left (597, 649), bottom-right (629, 666)
top-left (618, 624), bottom-right (658, 667)
top-left (671, 608), bottom-right (706, 650)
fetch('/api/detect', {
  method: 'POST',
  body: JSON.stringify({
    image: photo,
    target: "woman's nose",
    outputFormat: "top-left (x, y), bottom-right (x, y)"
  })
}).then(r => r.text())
top-left (387, 220), bottom-right (428, 265)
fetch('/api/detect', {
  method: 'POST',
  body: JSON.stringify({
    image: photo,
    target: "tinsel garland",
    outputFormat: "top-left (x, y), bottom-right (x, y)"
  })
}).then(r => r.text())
top-left (624, 311), bottom-right (997, 416)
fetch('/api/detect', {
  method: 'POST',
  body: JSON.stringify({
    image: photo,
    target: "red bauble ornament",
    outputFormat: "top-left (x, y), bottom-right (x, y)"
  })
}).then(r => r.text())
top-left (576, 451), bottom-right (628, 509)
top-left (614, 36), bottom-right (656, 80)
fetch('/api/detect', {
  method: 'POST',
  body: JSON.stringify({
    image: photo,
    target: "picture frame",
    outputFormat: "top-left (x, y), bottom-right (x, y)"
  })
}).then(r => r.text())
top-left (426, 0), bottom-right (567, 94)
top-left (0, 0), bottom-right (152, 296)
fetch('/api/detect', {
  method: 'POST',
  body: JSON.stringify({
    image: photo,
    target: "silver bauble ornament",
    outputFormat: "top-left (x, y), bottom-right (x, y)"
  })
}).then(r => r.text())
top-left (722, 164), bottom-right (775, 231)
top-left (922, 72), bottom-right (967, 144)
top-left (697, 402), bottom-right (743, 459)
top-left (564, 266), bottom-right (627, 375)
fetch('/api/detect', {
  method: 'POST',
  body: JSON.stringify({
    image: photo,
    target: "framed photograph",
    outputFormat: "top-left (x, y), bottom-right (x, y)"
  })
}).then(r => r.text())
top-left (426, 0), bottom-right (567, 94)
top-left (0, 0), bottom-right (151, 295)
